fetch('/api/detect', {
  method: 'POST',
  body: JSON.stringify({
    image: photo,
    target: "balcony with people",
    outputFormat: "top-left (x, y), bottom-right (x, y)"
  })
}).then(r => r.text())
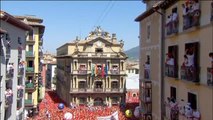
top-left (18, 61), bottom-right (25, 77)
top-left (17, 85), bottom-right (24, 100)
top-left (110, 65), bottom-right (119, 75)
top-left (143, 55), bottom-right (150, 80)
top-left (207, 52), bottom-right (213, 86)
top-left (78, 64), bottom-right (87, 74)
top-left (94, 81), bottom-right (103, 92)
top-left (111, 81), bottom-right (119, 92)
top-left (165, 46), bottom-right (178, 78)
top-left (78, 81), bottom-right (87, 92)
top-left (6, 63), bottom-right (14, 80)
top-left (182, 0), bottom-right (201, 31)
top-left (181, 43), bottom-right (199, 83)
top-left (166, 7), bottom-right (178, 36)
top-left (5, 88), bottom-right (13, 108)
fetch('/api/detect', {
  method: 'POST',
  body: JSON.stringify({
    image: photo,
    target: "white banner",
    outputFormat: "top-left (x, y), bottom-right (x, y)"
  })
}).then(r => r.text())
top-left (97, 111), bottom-right (119, 120)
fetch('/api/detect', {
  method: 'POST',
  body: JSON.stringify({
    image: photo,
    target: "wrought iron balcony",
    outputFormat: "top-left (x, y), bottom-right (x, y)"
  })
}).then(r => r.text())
top-left (144, 69), bottom-right (150, 79)
top-left (93, 88), bottom-right (103, 92)
top-left (207, 67), bottom-right (213, 86)
top-left (5, 91), bottom-right (13, 108)
top-left (110, 69), bottom-right (119, 75)
top-left (17, 89), bottom-right (23, 100)
top-left (181, 66), bottom-right (199, 83)
top-left (25, 82), bottom-right (35, 92)
top-left (183, 8), bottom-right (201, 31)
top-left (26, 67), bottom-right (34, 73)
top-left (25, 99), bottom-right (33, 106)
top-left (78, 69), bottom-right (87, 74)
top-left (18, 67), bottom-right (24, 77)
top-left (6, 69), bottom-right (14, 80)
top-left (165, 64), bottom-right (178, 78)
top-left (26, 51), bottom-right (34, 57)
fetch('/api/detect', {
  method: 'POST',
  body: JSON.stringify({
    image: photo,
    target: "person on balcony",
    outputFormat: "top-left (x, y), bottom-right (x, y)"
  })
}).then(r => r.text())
top-left (172, 10), bottom-right (178, 33)
top-left (166, 15), bottom-right (172, 35)
top-left (144, 61), bottom-right (150, 79)
top-left (192, 0), bottom-right (200, 26)
top-left (166, 53), bottom-right (174, 66)
top-left (182, 3), bottom-right (189, 29)
top-left (184, 47), bottom-right (195, 80)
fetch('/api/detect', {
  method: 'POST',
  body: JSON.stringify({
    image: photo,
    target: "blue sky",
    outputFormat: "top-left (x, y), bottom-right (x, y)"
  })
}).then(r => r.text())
top-left (1, 1), bottom-right (146, 54)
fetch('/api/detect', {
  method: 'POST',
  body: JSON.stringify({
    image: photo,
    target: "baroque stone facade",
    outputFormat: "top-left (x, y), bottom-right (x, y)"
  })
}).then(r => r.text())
top-left (56, 27), bottom-right (127, 106)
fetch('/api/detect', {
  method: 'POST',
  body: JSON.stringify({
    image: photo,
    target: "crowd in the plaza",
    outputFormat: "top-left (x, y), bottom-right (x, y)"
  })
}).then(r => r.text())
top-left (27, 91), bottom-right (139, 120)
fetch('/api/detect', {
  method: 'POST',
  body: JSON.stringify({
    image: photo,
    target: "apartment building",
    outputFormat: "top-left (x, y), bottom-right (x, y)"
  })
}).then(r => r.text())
top-left (0, 11), bottom-right (32, 120)
top-left (56, 26), bottom-right (127, 106)
top-left (15, 15), bottom-right (45, 115)
top-left (135, 0), bottom-right (213, 120)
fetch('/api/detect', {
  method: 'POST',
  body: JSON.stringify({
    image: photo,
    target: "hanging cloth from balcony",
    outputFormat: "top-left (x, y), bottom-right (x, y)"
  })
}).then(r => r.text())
top-left (101, 64), bottom-right (105, 78)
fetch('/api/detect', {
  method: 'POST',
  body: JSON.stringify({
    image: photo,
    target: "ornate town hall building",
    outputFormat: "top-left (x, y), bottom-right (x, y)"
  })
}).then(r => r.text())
top-left (56, 27), bottom-right (127, 106)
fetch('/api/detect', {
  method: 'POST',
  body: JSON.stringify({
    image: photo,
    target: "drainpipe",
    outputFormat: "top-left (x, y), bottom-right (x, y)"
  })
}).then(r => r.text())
top-left (153, 6), bottom-right (165, 120)
top-left (160, 8), bottom-right (166, 120)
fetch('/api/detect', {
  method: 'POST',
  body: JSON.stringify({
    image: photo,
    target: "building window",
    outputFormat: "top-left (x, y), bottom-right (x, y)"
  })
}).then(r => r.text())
top-left (28, 45), bottom-right (33, 51)
top-left (144, 55), bottom-right (150, 79)
top-left (18, 37), bottom-right (22, 45)
top-left (147, 24), bottom-right (150, 41)
top-left (165, 45), bottom-right (178, 78)
top-left (188, 92), bottom-right (197, 110)
top-left (170, 87), bottom-right (176, 100)
top-left (29, 30), bottom-right (33, 40)
top-left (28, 61), bottom-right (34, 67)
top-left (28, 93), bottom-right (32, 100)
top-left (95, 48), bottom-right (103, 53)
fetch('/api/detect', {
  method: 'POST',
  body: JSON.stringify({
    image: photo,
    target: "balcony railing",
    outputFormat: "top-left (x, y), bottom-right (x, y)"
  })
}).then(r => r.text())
top-left (5, 90), bottom-right (13, 108)
top-left (17, 89), bottom-right (23, 100)
top-left (26, 51), bottom-right (34, 57)
top-left (25, 99), bottom-right (33, 106)
top-left (165, 64), bottom-right (178, 78)
top-left (78, 88), bottom-right (86, 92)
top-left (26, 67), bottom-right (34, 73)
top-left (6, 69), bottom-right (14, 80)
top-left (78, 69), bottom-right (87, 74)
top-left (94, 88), bottom-right (103, 92)
top-left (18, 67), bottom-right (24, 76)
top-left (25, 82), bottom-right (34, 88)
top-left (207, 67), bottom-right (213, 86)
top-left (166, 18), bottom-right (178, 36)
top-left (183, 9), bottom-right (201, 31)
top-left (144, 69), bottom-right (150, 79)
top-left (181, 66), bottom-right (199, 83)
top-left (110, 69), bottom-right (119, 75)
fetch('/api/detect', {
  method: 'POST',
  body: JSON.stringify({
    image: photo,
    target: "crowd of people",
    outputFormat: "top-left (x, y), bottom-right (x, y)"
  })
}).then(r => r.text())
top-left (28, 91), bottom-right (139, 120)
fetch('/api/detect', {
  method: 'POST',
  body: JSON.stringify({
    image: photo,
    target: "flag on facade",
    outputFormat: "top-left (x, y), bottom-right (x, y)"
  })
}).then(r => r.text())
top-left (104, 63), bottom-right (108, 76)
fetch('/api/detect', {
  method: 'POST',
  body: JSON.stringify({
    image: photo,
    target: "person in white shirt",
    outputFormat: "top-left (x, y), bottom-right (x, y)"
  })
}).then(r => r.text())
top-left (172, 11), bottom-right (178, 33)
top-left (192, 0), bottom-right (200, 26)
top-left (182, 3), bottom-right (189, 29)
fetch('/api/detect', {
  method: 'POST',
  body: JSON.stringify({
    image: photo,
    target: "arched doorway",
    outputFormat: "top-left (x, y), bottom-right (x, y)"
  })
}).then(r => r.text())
top-left (94, 97), bottom-right (103, 106)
